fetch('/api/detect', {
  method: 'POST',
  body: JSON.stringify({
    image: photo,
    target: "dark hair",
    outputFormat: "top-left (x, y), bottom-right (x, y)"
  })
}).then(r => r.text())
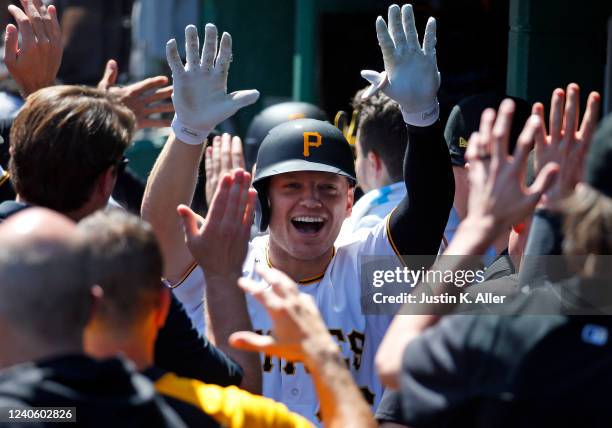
top-left (78, 210), bottom-right (164, 330)
top-left (352, 88), bottom-right (407, 182)
top-left (9, 85), bottom-right (135, 212)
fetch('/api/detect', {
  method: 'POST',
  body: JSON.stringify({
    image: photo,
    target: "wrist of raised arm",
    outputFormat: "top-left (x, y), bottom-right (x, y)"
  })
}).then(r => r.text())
top-left (401, 100), bottom-right (439, 127)
top-left (302, 337), bottom-right (342, 373)
top-left (171, 115), bottom-right (211, 145)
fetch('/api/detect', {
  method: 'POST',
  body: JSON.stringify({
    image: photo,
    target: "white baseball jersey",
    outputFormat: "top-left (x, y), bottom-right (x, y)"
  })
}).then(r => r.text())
top-left (336, 181), bottom-right (406, 246)
top-left (173, 218), bottom-right (400, 425)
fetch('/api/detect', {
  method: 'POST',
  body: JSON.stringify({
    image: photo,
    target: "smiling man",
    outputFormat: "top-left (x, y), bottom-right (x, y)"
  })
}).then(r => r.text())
top-left (142, 5), bottom-right (453, 424)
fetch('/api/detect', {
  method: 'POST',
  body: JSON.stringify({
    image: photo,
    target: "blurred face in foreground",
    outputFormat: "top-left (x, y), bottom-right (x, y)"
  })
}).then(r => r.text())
top-left (268, 171), bottom-right (353, 262)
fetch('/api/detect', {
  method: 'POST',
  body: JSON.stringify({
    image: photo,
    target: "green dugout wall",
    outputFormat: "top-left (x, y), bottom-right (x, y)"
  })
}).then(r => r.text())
top-left (198, 0), bottom-right (510, 132)
top-left (507, 0), bottom-right (612, 111)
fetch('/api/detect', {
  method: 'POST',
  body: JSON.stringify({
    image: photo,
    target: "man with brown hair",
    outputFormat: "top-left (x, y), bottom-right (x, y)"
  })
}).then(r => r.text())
top-left (7, 85), bottom-right (134, 218)
top-left (336, 88), bottom-right (408, 244)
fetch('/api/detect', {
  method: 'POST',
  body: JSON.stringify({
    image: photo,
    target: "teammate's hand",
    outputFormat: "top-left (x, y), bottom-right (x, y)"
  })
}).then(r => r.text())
top-left (98, 59), bottom-right (175, 129)
top-left (177, 169), bottom-right (256, 280)
top-left (230, 266), bottom-right (340, 365)
top-left (462, 99), bottom-right (558, 243)
top-left (4, 0), bottom-right (62, 97)
top-left (531, 84), bottom-right (600, 210)
top-left (205, 133), bottom-right (246, 207)
top-left (167, 24), bottom-right (260, 144)
top-left (361, 4), bottom-right (440, 126)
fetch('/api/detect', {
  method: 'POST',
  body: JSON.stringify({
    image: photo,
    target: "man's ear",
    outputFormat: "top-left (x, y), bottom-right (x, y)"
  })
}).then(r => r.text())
top-left (155, 288), bottom-right (172, 328)
top-left (367, 151), bottom-right (382, 174)
top-left (345, 186), bottom-right (355, 218)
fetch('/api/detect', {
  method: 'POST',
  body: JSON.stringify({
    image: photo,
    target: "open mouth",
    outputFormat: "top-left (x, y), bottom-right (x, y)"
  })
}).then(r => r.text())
top-left (291, 216), bottom-right (325, 234)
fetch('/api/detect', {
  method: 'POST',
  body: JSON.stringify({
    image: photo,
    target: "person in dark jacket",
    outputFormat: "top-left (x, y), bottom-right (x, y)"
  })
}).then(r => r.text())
top-left (0, 208), bottom-right (185, 428)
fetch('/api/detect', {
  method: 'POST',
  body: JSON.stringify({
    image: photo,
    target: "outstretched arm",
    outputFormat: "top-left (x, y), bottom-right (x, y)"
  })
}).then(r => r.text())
top-left (141, 23), bottom-right (259, 282)
top-left (520, 84), bottom-right (600, 284)
top-left (376, 99), bottom-right (559, 389)
top-left (177, 169), bottom-right (262, 394)
top-left (231, 267), bottom-right (376, 428)
top-left (361, 4), bottom-right (453, 266)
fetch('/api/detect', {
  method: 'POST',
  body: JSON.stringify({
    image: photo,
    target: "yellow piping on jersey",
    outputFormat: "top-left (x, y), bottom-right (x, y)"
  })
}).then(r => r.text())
top-left (386, 207), bottom-right (408, 268)
top-left (166, 260), bottom-right (199, 289)
top-left (266, 244), bottom-right (336, 285)
top-left (154, 372), bottom-right (313, 428)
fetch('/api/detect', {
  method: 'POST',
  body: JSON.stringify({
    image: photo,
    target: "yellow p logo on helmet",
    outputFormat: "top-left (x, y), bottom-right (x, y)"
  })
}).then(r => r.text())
top-left (303, 132), bottom-right (322, 157)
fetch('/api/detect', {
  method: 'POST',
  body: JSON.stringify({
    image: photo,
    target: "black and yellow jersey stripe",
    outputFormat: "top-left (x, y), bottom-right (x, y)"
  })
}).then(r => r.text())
top-left (146, 368), bottom-right (313, 428)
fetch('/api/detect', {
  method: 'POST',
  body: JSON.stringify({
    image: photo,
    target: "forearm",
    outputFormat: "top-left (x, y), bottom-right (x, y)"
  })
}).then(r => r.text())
top-left (377, 218), bottom-right (493, 388)
top-left (305, 343), bottom-right (376, 428)
top-left (376, 314), bottom-right (438, 389)
top-left (205, 275), bottom-right (262, 394)
top-left (141, 133), bottom-right (203, 281)
top-left (389, 121), bottom-right (454, 263)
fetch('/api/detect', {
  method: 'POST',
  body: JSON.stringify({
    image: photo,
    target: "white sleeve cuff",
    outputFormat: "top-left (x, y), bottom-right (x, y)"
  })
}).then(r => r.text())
top-left (171, 116), bottom-right (210, 145)
top-left (401, 101), bottom-right (440, 127)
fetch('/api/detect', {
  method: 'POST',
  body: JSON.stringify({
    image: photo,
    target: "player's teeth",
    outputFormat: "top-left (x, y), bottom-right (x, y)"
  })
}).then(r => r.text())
top-left (293, 216), bottom-right (324, 223)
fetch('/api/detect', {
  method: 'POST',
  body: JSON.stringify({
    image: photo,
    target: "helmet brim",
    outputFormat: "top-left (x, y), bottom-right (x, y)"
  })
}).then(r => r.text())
top-left (252, 159), bottom-right (356, 184)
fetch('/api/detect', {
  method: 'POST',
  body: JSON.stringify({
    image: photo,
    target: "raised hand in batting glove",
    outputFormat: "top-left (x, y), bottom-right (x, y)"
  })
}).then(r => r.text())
top-left (167, 24), bottom-right (260, 145)
top-left (361, 4), bottom-right (440, 126)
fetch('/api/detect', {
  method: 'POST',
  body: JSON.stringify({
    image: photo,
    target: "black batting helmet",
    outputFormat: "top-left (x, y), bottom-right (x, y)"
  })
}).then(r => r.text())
top-left (252, 118), bottom-right (356, 231)
top-left (244, 102), bottom-right (328, 172)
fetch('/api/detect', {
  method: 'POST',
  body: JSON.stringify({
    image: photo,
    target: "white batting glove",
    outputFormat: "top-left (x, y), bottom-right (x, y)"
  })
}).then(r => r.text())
top-left (361, 4), bottom-right (440, 126)
top-left (166, 24), bottom-right (260, 145)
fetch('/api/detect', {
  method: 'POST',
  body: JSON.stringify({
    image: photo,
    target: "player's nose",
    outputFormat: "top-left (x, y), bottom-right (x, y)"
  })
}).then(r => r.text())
top-left (299, 184), bottom-right (323, 208)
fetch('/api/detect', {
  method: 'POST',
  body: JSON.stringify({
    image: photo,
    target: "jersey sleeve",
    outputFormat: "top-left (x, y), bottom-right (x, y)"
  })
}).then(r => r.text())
top-left (388, 121), bottom-right (454, 269)
top-left (171, 263), bottom-right (207, 336)
top-left (155, 373), bottom-right (314, 428)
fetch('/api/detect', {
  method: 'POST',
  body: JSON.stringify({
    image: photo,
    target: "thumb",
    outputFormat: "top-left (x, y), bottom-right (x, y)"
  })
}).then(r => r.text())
top-left (229, 331), bottom-right (277, 354)
top-left (229, 89), bottom-right (260, 109)
top-left (360, 70), bottom-right (386, 99)
top-left (176, 204), bottom-right (200, 238)
top-left (98, 59), bottom-right (118, 90)
top-left (3, 24), bottom-right (18, 66)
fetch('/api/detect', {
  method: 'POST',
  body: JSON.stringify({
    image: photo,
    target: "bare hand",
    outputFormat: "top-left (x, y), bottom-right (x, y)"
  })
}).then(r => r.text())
top-left (4, 0), bottom-right (62, 96)
top-left (178, 169), bottom-right (255, 280)
top-left (98, 59), bottom-right (175, 129)
top-left (230, 266), bottom-right (339, 364)
top-left (205, 133), bottom-right (246, 206)
top-left (464, 99), bottom-right (559, 242)
top-left (532, 84), bottom-right (600, 208)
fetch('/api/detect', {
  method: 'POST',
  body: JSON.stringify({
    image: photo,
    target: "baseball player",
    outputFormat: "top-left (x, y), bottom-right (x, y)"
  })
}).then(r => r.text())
top-left (142, 4), bottom-right (453, 424)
